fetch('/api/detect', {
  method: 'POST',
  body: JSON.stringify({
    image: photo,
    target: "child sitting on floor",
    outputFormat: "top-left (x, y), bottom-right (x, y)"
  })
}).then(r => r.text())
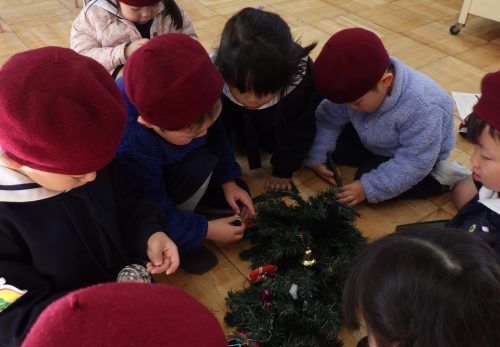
top-left (0, 47), bottom-right (178, 347)
top-left (116, 34), bottom-right (255, 274)
top-left (305, 28), bottom-right (458, 206)
top-left (448, 70), bottom-right (500, 259)
top-left (344, 226), bottom-right (500, 347)
top-left (213, 7), bottom-right (319, 191)
top-left (71, 0), bottom-right (196, 76)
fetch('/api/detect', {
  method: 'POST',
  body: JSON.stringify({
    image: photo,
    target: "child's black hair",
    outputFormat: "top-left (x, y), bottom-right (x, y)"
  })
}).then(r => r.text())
top-left (466, 112), bottom-right (500, 143)
top-left (162, 100), bottom-right (221, 132)
top-left (214, 7), bottom-right (316, 97)
top-left (342, 226), bottom-right (500, 347)
top-left (86, 0), bottom-right (184, 29)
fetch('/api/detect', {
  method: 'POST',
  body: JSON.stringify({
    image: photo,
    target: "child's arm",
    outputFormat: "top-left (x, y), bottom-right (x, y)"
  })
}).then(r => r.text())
top-left (304, 101), bottom-right (350, 173)
top-left (70, 8), bottom-right (128, 72)
top-left (146, 231), bottom-right (179, 275)
top-left (207, 215), bottom-right (246, 243)
top-left (453, 175), bottom-right (477, 209)
top-left (222, 181), bottom-right (255, 219)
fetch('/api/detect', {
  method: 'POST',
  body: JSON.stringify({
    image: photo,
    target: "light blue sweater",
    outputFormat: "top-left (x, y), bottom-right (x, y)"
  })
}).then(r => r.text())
top-left (305, 57), bottom-right (455, 203)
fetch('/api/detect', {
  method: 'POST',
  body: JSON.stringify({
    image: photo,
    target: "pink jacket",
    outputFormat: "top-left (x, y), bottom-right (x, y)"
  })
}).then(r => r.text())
top-left (70, 0), bottom-right (196, 73)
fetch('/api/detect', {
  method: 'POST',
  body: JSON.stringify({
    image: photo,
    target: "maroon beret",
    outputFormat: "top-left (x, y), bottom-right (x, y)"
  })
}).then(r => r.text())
top-left (313, 28), bottom-right (390, 104)
top-left (118, 0), bottom-right (160, 6)
top-left (0, 47), bottom-right (126, 175)
top-left (473, 71), bottom-right (500, 131)
top-left (22, 283), bottom-right (228, 347)
top-left (124, 34), bottom-right (223, 129)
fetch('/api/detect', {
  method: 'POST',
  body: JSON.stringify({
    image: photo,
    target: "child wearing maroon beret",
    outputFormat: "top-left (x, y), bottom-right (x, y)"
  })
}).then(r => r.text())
top-left (71, 0), bottom-right (196, 76)
top-left (213, 8), bottom-right (320, 191)
top-left (0, 47), bottom-right (179, 347)
top-left (116, 34), bottom-right (255, 274)
top-left (448, 71), bottom-right (500, 259)
top-left (22, 283), bottom-right (228, 347)
top-left (305, 27), bottom-right (458, 206)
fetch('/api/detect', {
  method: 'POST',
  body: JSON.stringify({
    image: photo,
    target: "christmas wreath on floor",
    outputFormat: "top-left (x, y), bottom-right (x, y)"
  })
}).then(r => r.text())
top-left (225, 189), bottom-right (366, 347)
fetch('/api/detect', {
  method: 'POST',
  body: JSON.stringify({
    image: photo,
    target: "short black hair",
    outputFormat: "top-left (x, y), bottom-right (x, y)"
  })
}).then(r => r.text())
top-left (343, 227), bottom-right (500, 347)
top-left (466, 112), bottom-right (500, 144)
top-left (214, 7), bottom-right (316, 97)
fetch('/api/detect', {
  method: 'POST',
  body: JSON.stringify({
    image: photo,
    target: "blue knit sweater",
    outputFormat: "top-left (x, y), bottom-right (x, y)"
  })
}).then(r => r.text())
top-left (305, 57), bottom-right (455, 203)
top-left (115, 78), bottom-right (242, 251)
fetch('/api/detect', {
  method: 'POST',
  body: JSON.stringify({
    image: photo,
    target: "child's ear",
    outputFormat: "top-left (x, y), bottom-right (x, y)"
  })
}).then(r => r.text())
top-left (0, 153), bottom-right (22, 169)
top-left (137, 115), bottom-right (154, 129)
top-left (381, 72), bottom-right (394, 89)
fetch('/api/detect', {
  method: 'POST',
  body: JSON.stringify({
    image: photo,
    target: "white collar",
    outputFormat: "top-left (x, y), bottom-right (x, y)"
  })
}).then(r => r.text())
top-left (478, 186), bottom-right (500, 214)
top-left (0, 166), bottom-right (62, 202)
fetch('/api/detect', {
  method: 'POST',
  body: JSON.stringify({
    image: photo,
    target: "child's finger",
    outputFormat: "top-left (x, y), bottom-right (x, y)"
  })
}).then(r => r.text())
top-left (147, 241), bottom-right (164, 267)
top-left (226, 198), bottom-right (240, 214)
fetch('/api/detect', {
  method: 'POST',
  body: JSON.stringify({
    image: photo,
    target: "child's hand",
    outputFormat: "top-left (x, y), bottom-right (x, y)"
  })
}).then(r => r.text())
top-left (207, 215), bottom-right (245, 243)
top-left (265, 176), bottom-right (292, 191)
top-left (222, 181), bottom-right (255, 219)
top-left (336, 180), bottom-right (366, 206)
top-left (125, 38), bottom-right (150, 58)
top-left (311, 163), bottom-right (338, 186)
top-left (146, 231), bottom-right (180, 275)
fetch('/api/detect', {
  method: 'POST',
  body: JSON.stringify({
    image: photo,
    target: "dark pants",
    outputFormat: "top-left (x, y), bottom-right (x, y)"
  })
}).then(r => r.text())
top-left (331, 124), bottom-right (444, 200)
top-left (163, 146), bottom-right (249, 208)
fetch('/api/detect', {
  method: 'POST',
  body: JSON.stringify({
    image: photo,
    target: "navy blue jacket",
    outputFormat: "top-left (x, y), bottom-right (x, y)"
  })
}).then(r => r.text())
top-left (115, 78), bottom-right (242, 252)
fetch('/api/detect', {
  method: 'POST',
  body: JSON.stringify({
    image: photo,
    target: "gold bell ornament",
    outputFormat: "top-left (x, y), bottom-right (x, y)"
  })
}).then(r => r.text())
top-left (301, 247), bottom-right (316, 267)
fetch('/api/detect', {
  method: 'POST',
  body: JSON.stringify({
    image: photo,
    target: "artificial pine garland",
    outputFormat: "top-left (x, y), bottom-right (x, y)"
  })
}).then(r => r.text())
top-left (225, 190), bottom-right (365, 347)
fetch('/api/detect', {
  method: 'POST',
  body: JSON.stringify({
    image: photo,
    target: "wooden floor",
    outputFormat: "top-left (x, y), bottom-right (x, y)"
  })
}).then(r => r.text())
top-left (1, 0), bottom-right (500, 345)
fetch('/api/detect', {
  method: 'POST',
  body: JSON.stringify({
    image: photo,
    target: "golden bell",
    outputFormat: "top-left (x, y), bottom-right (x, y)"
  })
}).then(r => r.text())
top-left (301, 247), bottom-right (316, 267)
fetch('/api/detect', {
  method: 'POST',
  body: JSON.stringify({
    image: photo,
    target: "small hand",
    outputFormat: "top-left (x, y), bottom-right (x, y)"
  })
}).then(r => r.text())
top-left (207, 215), bottom-right (246, 243)
top-left (222, 181), bottom-right (255, 219)
top-left (336, 180), bottom-right (366, 207)
top-left (265, 176), bottom-right (292, 191)
top-left (125, 38), bottom-right (150, 58)
top-left (146, 231), bottom-right (180, 275)
top-left (311, 163), bottom-right (338, 186)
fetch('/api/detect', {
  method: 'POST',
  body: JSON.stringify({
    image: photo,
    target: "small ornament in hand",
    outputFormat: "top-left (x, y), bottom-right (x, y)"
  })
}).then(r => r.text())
top-left (117, 264), bottom-right (151, 283)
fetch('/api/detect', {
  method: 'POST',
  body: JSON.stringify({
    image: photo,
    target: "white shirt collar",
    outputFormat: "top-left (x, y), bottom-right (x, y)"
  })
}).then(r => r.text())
top-left (478, 186), bottom-right (500, 214)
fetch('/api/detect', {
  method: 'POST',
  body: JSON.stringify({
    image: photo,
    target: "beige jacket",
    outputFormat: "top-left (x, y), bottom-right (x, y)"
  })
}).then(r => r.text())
top-left (70, 0), bottom-right (196, 73)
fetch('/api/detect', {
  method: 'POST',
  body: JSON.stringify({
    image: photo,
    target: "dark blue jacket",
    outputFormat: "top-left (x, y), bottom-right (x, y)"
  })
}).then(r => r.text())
top-left (115, 78), bottom-right (242, 252)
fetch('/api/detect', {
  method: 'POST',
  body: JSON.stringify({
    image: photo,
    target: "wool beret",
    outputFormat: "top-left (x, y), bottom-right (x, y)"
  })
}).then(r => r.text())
top-left (0, 47), bottom-right (126, 175)
top-left (124, 34), bottom-right (223, 129)
top-left (118, 0), bottom-right (160, 6)
top-left (473, 70), bottom-right (500, 131)
top-left (22, 283), bottom-right (228, 347)
top-left (313, 28), bottom-right (390, 104)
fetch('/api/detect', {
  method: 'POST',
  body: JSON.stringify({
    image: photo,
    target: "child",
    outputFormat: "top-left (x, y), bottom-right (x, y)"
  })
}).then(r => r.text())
top-left (0, 47), bottom-right (179, 347)
top-left (116, 34), bottom-right (255, 274)
top-left (71, 0), bottom-right (196, 75)
top-left (305, 28), bottom-right (457, 206)
top-left (213, 7), bottom-right (319, 191)
top-left (22, 283), bottom-right (227, 347)
top-left (343, 226), bottom-right (500, 347)
top-left (448, 71), bottom-right (500, 259)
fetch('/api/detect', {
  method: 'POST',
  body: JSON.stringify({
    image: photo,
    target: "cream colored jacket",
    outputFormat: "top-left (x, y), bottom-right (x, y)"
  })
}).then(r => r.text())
top-left (71, 0), bottom-right (196, 73)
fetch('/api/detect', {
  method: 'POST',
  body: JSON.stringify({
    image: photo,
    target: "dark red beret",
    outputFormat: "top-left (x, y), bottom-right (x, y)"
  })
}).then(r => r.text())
top-left (22, 283), bottom-right (228, 347)
top-left (313, 28), bottom-right (390, 104)
top-left (118, 0), bottom-right (160, 6)
top-left (0, 47), bottom-right (126, 175)
top-left (124, 34), bottom-right (223, 129)
top-left (474, 71), bottom-right (500, 131)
